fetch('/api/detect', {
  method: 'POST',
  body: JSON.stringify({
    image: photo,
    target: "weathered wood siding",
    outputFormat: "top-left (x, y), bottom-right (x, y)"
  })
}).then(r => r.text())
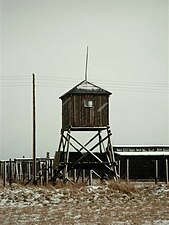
top-left (62, 94), bottom-right (109, 130)
top-left (62, 95), bottom-right (71, 130)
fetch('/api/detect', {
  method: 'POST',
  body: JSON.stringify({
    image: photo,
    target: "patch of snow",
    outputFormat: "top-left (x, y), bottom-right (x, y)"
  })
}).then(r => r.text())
top-left (0, 182), bottom-right (169, 224)
top-left (74, 214), bottom-right (81, 220)
top-left (144, 220), bottom-right (169, 225)
top-left (77, 82), bottom-right (99, 91)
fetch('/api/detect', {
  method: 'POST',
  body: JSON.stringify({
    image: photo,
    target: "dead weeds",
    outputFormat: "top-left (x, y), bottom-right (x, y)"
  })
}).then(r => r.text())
top-left (107, 180), bottom-right (137, 195)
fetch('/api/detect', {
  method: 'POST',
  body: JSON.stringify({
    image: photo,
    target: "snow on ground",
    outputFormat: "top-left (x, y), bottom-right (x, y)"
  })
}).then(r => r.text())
top-left (0, 181), bottom-right (169, 225)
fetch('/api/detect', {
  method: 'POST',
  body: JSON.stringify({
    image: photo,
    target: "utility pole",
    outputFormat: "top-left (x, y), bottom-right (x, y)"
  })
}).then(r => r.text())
top-left (32, 73), bottom-right (36, 184)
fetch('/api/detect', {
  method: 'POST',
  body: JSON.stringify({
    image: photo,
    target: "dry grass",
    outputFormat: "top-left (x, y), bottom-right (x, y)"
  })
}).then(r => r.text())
top-left (107, 180), bottom-right (137, 195)
top-left (0, 181), bottom-right (169, 224)
top-left (2, 180), bottom-right (138, 195)
top-left (52, 180), bottom-right (87, 190)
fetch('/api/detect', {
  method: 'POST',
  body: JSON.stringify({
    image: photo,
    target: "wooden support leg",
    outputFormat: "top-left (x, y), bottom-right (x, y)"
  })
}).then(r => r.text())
top-left (118, 160), bottom-right (121, 179)
top-left (55, 128), bottom-right (118, 183)
top-left (63, 129), bottom-right (71, 182)
top-left (98, 131), bottom-right (103, 153)
top-left (106, 127), bottom-right (118, 180)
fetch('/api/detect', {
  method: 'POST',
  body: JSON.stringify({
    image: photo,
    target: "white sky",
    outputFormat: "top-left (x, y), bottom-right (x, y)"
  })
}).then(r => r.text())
top-left (0, 0), bottom-right (169, 160)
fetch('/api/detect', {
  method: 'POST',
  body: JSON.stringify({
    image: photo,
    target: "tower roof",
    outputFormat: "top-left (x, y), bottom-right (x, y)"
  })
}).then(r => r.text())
top-left (60, 80), bottom-right (112, 99)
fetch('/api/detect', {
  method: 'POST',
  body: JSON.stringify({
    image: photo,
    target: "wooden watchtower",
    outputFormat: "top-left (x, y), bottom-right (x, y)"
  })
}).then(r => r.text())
top-left (53, 50), bottom-right (118, 183)
top-left (61, 80), bottom-right (111, 130)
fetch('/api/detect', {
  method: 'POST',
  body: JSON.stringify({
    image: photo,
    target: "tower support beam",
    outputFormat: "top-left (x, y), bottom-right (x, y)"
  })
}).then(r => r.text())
top-left (53, 126), bottom-right (118, 183)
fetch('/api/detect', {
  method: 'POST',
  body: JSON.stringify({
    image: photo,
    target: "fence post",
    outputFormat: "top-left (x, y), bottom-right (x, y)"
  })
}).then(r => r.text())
top-left (46, 160), bottom-right (49, 185)
top-left (12, 161), bottom-right (15, 183)
top-left (155, 159), bottom-right (158, 184)
top-left (20, 162), bottom-right (23, 182)
top-left (73, 169), bottom-right (77, 182)
top-left (39, 160), bottom-right (43, 186)
top-left (82, 169), bottom-right (85, 183)
top-left (15, 161), bottom-right (19, 182)
top-left (3, 161), bottom-right (6, 187)
top-left (0, 162), bottom-right (1, 179)
top-left (89, 170), bottom-right (93, 185)
top-left (51, 159), bottom-right (54, 178)
top-left (127, 159), bottom-right (129, 182)
top-left (166, 159), bottom-right (168, 184)
top-left (49, 159), bottom-right (52, 181)
top-left (9, 159), bottom-right (12, 186)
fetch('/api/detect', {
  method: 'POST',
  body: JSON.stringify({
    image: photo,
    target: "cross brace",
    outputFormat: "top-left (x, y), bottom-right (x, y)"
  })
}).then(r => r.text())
top-left (53, 126), bottom-right (118, 183)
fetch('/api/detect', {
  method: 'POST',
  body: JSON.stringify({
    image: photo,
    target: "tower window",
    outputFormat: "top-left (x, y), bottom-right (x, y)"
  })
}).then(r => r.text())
top-left (84, 100), bottom-right (93, 108)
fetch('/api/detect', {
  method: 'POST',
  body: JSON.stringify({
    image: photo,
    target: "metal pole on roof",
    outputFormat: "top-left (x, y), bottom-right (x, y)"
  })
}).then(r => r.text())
top-left (85, 46), bottom-right (89, 81)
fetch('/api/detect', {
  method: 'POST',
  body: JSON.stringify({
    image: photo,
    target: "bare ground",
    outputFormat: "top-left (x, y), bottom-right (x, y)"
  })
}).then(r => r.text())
top-left (0, 181), bottom-right (169, 225)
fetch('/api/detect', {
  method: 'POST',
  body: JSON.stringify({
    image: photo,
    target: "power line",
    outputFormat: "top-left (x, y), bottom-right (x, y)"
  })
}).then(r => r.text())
top-left (0, 76), bottom-right (30, 79)
top-left (0, 74), bottom-right (168, 86)
top-left (1, 83), bottom-right (168, 92)
top-left (1, 80), bottom-right (168, 87)
top-left (0, 76), bottom-right (168, 94)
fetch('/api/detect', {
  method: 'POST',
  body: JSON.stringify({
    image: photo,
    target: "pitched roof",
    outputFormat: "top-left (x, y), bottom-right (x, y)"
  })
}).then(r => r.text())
top-left (60, 80), bottom-right (112, 99)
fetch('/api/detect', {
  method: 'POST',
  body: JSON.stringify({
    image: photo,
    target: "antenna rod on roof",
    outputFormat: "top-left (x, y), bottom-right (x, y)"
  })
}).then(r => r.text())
top-left (85, 46), bottom-right (89, 81)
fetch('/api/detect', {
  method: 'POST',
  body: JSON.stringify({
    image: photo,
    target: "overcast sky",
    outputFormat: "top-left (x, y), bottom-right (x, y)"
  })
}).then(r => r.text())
top-left (0, 0), bottom-right (169, 160)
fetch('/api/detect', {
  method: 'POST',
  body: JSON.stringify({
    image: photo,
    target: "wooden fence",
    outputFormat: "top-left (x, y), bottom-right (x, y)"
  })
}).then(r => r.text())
top-left (0, 145), bottom-right (169, 186)
top-left (0, 157), bottom-right (54, 186)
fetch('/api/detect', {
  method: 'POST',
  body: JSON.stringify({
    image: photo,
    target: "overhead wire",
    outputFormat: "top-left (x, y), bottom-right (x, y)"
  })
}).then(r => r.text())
top-left (0, 75), bottom-right (168, 93)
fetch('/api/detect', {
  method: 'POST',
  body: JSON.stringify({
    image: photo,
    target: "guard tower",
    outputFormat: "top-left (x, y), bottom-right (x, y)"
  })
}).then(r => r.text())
top-left (53, 50), bottom-right (118, 183)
